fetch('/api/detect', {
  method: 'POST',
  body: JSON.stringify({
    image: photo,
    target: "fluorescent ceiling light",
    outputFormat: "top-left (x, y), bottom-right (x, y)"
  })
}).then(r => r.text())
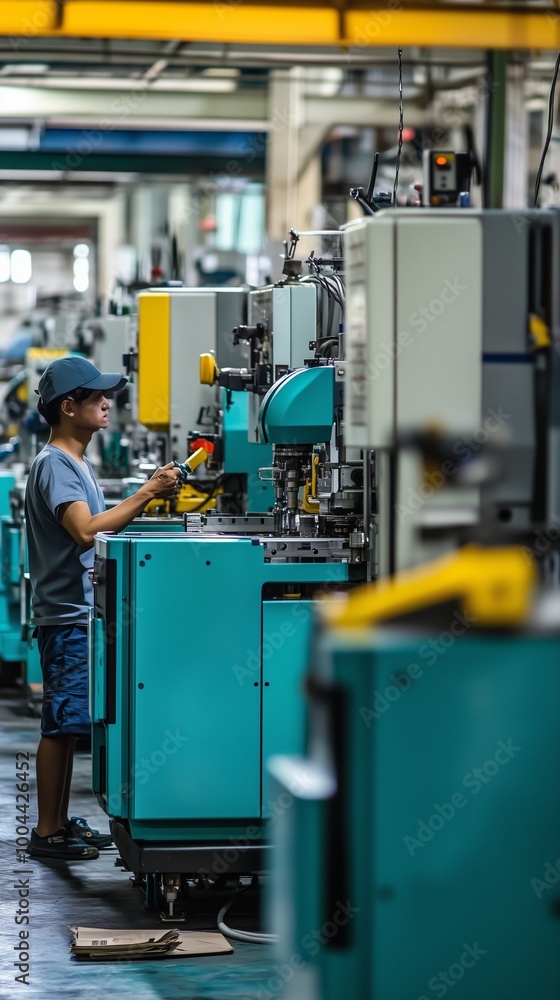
top-left (44, 117), bottom-right (269, 132)
top-left (0, 63), bottom-right (48, 75)
top-left (0, 77), bottom-right (237, 93)
top-left (201, 68), bottom-right (240, 79)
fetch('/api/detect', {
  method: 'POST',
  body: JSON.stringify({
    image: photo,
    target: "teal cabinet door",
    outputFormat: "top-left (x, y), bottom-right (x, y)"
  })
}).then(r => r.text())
top-left (130, 538), bottom-right (263, 821)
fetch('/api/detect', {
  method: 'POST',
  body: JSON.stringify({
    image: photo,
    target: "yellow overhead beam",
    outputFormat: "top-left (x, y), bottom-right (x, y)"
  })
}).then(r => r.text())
top-left (2, 0), bottom-right (560, 50)
top-left (68, 1), bottom-right (339, 46)
top-left (345, 6), bottom-right (560, 51)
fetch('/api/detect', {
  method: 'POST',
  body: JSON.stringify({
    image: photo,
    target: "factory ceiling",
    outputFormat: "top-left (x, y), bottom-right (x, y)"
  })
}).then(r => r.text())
top-left (0, 5), bottom-right (553, 186)
top-left (0, 41), bottom-right (554, 118)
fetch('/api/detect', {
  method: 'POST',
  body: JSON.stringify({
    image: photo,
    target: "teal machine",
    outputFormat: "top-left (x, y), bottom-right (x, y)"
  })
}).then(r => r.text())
top-left (91, 251), bottom-right (372, 917)
top-left (270, 548), bottom-right (560, 1000)
top-left (0, 474), bottom-right (42, 704)
top-left (91, 529), bottom-right (359, 907)
top-left (91, 369), bottom-right (366, 916)
top-left (221, 388), bottom-right (274, 512)
top-left (21, 529), bottom-right (42, 704)
top-left (269, 209), bottom-right (560, 998)
top-left (0, 472), bottom-right (27, 679)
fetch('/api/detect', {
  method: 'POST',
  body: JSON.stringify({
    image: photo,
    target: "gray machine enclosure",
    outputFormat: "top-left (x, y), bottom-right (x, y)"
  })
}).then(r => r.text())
top-left (344, 209), bottom-right (560, 573)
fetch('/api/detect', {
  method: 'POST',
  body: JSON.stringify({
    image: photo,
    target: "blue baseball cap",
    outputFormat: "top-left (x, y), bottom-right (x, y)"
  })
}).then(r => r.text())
top-left (36, 357), bottom-right (128, 405)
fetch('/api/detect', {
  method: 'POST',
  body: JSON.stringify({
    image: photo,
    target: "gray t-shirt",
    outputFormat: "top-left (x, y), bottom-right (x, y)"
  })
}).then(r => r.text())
top-left (25, 444), bottom-right (106, 625)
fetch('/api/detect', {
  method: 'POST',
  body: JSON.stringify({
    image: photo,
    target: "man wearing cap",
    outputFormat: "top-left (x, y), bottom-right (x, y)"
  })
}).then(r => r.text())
top-left (25, 356), bottom-right (180, 860)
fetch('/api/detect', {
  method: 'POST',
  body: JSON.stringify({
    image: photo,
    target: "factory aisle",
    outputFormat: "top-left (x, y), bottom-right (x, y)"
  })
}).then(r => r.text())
top-left (0, 691), bottom-right (277, 1000)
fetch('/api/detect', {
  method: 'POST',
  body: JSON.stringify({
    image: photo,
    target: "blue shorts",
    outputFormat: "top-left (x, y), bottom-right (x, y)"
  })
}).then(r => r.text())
top-left (37, 624), bottom-right (91, 737)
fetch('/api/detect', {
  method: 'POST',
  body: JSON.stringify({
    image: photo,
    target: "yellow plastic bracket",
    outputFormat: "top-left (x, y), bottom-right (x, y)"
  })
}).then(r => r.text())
top-left (312, 454), bottom-right (319, 496)
top-left (145, 482), bottom-right (220, 514)
top-left (302, 455), bottom-right (321, 513)
top-left (529, 314), bottom-right (551, 349)
top-left (320, 545), bottom-right (536, 631)
top-left (302, 483), bottom-right (320, 514)
top-left (175, 483), bottom-right (221, 514)
top-left (200, 353), bottom-right (218, 386)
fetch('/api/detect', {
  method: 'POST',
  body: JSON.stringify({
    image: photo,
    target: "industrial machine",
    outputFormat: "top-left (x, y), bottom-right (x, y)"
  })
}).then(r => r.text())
top-left (19, 513), bottom-right (42, 710)
top-left (0, 471), bottom-right (26, 681)
top-left (199, 235), bottom-right (350, 532)
top-left (0, 470), bottom-right (43, 705)
top-left (269, 208), bottom-right (560, 998)
top-left (1, 347), bottom-right (70, 467)
top-left (270, 545), bottom-right (560, 1000)
top-left (90, 243), bottom-right (374, 917)
top-left (0, 325), bottom-right (133, 705)
top-left (85, 313), bottom-right (134, 481)
top-left (344, 208), bottom-right (560, 574)
top-left (132, 285), bottom-right (274, 513)
top-left (91, 525), bottom-right (357, 913)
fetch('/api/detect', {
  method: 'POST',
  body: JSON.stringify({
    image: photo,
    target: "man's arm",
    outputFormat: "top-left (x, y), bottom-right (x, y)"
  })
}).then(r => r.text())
top-left (60, 462), bottom-right (180, 548)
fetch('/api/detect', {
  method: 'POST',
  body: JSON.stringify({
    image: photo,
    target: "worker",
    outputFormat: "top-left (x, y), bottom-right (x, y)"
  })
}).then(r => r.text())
top-left (25, 356), bottom-right (180, 860)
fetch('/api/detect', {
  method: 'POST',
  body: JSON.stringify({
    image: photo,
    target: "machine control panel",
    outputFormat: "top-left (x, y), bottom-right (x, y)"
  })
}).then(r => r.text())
top-left (423, 150), bottom-right (471, 206)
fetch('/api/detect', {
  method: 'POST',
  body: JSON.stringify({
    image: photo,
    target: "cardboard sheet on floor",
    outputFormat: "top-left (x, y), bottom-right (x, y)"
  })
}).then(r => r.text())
top-left (68, 926), bottom-right (233, 960)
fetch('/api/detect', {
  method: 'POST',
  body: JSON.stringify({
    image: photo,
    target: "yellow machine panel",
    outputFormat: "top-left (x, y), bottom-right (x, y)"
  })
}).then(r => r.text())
top-left (138, 292), bottom-right (170, 430)
top-left (144, 484), bottom-right (220, 515)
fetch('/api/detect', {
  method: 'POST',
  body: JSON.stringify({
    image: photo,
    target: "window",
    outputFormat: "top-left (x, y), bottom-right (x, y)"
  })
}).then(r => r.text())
top-left (73, 243), bottom-right (90, 292)
top-left (11, 249), bottom-right (32, 284)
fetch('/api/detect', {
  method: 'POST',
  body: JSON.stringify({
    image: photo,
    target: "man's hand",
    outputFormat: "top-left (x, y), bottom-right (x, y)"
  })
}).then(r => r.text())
top-left (143, 462), bottom-right (181, 500)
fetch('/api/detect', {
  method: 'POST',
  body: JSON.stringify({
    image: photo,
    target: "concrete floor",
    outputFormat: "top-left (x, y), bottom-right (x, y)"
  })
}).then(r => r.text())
top-left (0, 691), bottom-right (278, 1000)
